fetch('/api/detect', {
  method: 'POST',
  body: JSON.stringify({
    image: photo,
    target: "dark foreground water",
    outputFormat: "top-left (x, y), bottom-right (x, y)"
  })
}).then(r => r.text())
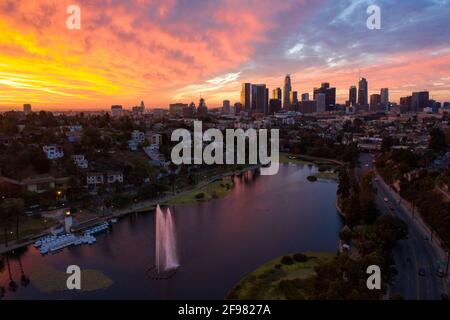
top-left (0, 164), bottom-right (341, 299)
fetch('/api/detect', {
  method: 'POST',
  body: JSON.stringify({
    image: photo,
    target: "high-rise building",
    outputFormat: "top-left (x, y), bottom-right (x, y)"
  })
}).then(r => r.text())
top-left (23, 104), bottom-right (32, 115)
top-left (197, 98), bottom-right (208, 118)
top-left (316, 93), bottom-right (326, 113)
top-left (169, 103), bottom-right (188, 115)
top-left (380, 88), bottom-right (389, 108)
top-left (222, 100), bottom-right (230, 113)
top-left (290, 91), bottom-right (298, 109)
top-left (370, 94), bottom-right (381, 111)
top-left (358, 78), bottom-right (368, 106)
top-left (411, 91), bottom-right (429, 112)
top-left (183, 102), bottom-right (196, 118)
top-left (233, 102), bottom-right (243, 114)
top-left (272, 88), bottom-right (282, 101)
top-left (301, 93), bottom-right (309, 101)
top-left (251, 84), bottom-right (267, 115)
top-left (283, 75), bottom-right (292, 110)
top-left (111, 105), bottom-right (123, 117)
top-left (313, 83), bottom-right (336, 111)
top-left (269, 99), bottom-right (281, 115)
top-left (299, 100), bottom-right (317, 114)
top-left (240, 83), bottom-right (252, 115)
top-left (349, 86), bottom-right (357, 106)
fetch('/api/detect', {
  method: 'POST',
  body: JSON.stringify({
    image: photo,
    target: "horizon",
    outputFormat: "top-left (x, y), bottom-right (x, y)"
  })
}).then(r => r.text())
top-left (1, 0), bottom-right (450, 110)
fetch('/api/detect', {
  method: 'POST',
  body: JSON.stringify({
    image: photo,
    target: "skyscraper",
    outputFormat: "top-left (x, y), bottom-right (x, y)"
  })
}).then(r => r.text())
top-left (240, 83), bottom-right (252, 115)
top-left (316, 93), bottom-right (326, 113)
top-left (272, 88), bottom-right (282, 101)
top-left (358, 78), bottom-right (368, 106)
top-left (313, 83), bottom-right (336, 111)
top-left (370, 94), bottom-right (381, 111)
top-left (301, 93), bottom-right (309, 101)
top-left (380, 88), bottom-right (389, 108)
top-left (283, 75), bottom-right (292, 110)
top-left (23, 104), bottom-right (32, 115)
top-left (251, 84), bottom-right (267, 114)
top-left (411, 91), bottom-right (429, 112)
top-left (222, 100), bottom-right (230, 113)
top-left (290, 91), bottom-right (298, 109)
top-left (349, 86), bottom-right (357, 106)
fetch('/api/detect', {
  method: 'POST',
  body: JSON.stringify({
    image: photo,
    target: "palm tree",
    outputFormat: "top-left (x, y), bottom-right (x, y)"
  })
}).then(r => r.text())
top-left (2, 199), bottom-right (24, 241)
top-left (0, 203), bottom-right (11, 247)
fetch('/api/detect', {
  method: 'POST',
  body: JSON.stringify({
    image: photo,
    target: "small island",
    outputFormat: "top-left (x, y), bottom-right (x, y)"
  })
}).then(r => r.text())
top-left (226, 252), bottom-right (334, 300)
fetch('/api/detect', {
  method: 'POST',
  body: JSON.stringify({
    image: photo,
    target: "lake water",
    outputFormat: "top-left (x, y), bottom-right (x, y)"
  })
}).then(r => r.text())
top-left (0, 163), bottom-right (341, 299)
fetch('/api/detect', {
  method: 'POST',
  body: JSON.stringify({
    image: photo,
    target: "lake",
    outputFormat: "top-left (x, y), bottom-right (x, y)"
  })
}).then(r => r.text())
top-left (0, 163), bottom-right (341, 299)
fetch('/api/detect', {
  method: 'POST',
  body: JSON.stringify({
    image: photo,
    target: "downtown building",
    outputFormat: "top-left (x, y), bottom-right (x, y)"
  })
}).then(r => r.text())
top-left (313, 82), bottom-right (336, 111)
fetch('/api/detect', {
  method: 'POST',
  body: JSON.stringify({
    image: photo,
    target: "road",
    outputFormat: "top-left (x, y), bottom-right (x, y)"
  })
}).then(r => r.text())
top-left (357, 153), bottom-right (448, 300)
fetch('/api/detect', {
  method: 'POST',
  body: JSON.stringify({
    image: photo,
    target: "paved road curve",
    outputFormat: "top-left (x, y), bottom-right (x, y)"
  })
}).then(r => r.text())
top-left (357, 153), bottom-right (447, 300)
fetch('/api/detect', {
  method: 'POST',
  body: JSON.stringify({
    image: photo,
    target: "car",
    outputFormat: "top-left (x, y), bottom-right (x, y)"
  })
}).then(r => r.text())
top-left (436, 268), bottom-right (445, 277)
top-left (418, 268), bottom-right (426, 276)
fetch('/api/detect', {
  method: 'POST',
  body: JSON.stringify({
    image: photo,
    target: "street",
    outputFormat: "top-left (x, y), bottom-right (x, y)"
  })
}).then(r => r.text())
top-left (357, 153), bottom-right (448, 300)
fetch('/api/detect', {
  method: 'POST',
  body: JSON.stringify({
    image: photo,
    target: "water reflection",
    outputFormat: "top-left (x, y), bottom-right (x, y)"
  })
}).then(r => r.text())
top-left (0, 164), bottom-right (341, 299)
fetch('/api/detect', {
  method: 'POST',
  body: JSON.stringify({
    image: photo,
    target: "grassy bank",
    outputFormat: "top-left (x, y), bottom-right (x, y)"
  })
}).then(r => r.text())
top-left (0, 216), bottom-right (57, 245)
top-left (162, 177), bottom-right (235, 206)
top-left (226, 252), bottom-right (335, 300)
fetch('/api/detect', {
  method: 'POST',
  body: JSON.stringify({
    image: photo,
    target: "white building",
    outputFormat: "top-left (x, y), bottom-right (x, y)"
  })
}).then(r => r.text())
top-left (86, 172), bottom-right (104, 185)
top-left (146, 132), bottom-right (162, 145)
top-left (316, 93), bottom-right (326, 113)
top-left (42, 145), bottom-right (64, 160)
top-left (72, 155), bottom-right (88, 169)
top-left (131, 130), bottom-right (145, 143)
top-left (106, 171), bottom-right (123, 184)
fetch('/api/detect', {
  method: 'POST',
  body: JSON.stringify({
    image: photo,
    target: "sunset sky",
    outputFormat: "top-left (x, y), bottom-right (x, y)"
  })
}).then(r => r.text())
top-left (0, 0), bottom-right (449, 111)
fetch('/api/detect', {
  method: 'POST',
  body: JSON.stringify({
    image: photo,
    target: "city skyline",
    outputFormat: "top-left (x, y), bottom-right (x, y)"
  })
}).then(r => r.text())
top-left (1, 0), bottom-right (450, 111)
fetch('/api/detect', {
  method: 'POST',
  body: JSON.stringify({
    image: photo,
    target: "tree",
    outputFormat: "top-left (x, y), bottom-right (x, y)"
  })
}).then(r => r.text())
top-left (429, 128), bottom-right (447, 152)
top-left (2, 198), bottom-right (24, 241)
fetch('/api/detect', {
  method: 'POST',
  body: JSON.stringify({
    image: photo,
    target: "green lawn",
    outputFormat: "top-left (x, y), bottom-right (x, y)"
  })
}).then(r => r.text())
top-left (226, 252), bottom-right (335, 300)
top-left (162, 178), bottom-right (235, 205)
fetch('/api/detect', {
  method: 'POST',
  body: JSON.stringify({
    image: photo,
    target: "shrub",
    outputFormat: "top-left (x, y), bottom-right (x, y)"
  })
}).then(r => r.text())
top-left (281, 255), bottom-right (294, 265)
top-left (293, 253), bottom-right (308, 263)
top-left (195, 192), bottom-right (205, 200)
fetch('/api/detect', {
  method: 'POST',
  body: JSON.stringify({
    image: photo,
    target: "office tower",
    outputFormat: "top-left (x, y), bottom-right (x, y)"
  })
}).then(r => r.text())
top-left (301, 93), bottom-right (309, 101)
top-left (380, 88), bottom-right (389, 108)
top-left (314, 83), bottom-right (336, 111)
top-left (197, 98), bottom-right (208, 118)
top-left (111, 105), bottom-right (123, 117)
top-left (411, 91), bottom-right (429, 112)
top-left (299, 100), bottom-right (317, 114)
top-left (240, 83), bottom-right (252, 114)
top-left (290, 91), bottom-right (298, 109)
top-left (283, 75), bottom-right (292, 110)
top-left (222, 100), bottom-right (230, 113)
top-left (358, 78), bottom-right (368, 106)
top-left (370, 94), bottom-right (381, 111)
top-left (316, 93), bottom-right (326, 113)
top-left (349, 86), bottom-right (357, 106)
top-left (272, 88), bottom-right (282, 101)
top-left (233, 102), bottom-right (243, 114)
top-left (269, 99), bottom-right (281, 115)
top-left (251, 84), bottom-right (267, 115)
top-left (23, 104), bottom-right (32, 115)
top-left (265, 87), bottom-right (269, 115)
top-left (169, 103), bottom-right (188, 115)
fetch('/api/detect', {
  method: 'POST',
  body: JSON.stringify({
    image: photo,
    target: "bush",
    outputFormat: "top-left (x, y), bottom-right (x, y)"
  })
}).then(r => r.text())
top-left (281, 255), bottom-right (294, 265)
top-left (293, 253), bottom-right (308, 263)
top-left (195, 192), bottom-right (205, 200)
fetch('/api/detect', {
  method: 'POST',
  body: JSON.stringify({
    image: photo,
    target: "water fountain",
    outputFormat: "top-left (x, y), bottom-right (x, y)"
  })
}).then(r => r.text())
top-left (148, 205), bottom-right (179, 279)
